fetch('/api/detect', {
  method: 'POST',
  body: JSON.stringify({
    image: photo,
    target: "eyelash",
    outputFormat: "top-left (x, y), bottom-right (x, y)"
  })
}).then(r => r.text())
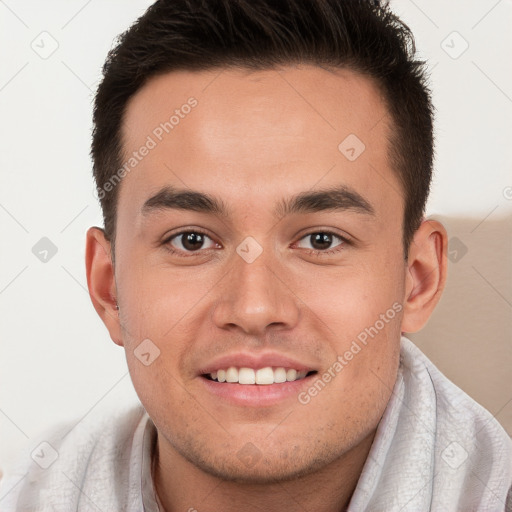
top-left (162, 229), bottom-right (217, 258)
top-left (298, 232), bottom-right (350, 257)
top-left (162, 229), bottom-right (351, 258)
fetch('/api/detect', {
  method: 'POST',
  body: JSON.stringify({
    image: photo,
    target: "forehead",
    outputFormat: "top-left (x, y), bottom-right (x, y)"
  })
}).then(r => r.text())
top-left (118, 65), bottom-right (401, 222)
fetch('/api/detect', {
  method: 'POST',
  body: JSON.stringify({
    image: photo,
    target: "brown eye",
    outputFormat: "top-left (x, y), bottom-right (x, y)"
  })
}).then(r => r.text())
top-left (297, 232), bottom-right (345, 252)
top-left (310, 233), bottom-right (334, 250)
top-left (167, 231), bottom-right (217, 252)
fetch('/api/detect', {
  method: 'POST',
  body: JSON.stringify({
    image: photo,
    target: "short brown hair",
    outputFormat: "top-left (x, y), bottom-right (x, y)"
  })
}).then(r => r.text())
top-left (92, 0), bottom-right (434, 258)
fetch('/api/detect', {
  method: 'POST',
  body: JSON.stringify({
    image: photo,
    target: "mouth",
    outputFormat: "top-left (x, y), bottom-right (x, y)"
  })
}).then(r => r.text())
top-left (197, 352), bottom-right (320, 406)
top-left (203, 366), bottom-right (318, 385)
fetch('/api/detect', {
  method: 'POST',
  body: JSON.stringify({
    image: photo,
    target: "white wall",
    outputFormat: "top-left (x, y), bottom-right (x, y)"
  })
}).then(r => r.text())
top-left (1, 0), bottom-right (511, 478)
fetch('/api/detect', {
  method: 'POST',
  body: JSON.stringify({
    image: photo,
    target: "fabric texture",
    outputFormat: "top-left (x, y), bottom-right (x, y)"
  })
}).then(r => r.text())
top-left (1, 336), bottom-right (511, 511)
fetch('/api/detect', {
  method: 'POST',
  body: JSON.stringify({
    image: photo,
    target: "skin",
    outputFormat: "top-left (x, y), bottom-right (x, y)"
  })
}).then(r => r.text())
top-left (86, 65), bottom-right (447, 511)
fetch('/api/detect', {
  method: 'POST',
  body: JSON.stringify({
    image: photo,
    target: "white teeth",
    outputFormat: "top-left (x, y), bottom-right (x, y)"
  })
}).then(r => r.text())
top-left (286, 369), bottom-right (297, 382)
top-left (255, 367), bottom-right (274, 385)
top-left (208, 366), bottom-right (311, 385)
top-left (226, 367), bottom-right (238, 383)
top-left (239, 367), bottom-right (255, 384)
top-left (274, 367), bottom-right (287, 383)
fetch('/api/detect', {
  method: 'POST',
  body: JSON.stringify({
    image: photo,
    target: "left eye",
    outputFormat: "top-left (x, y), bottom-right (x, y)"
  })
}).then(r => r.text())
top-left (296, 232), bottom-right (345, 251)
top-left (167, 231), bottom-right (217, 252)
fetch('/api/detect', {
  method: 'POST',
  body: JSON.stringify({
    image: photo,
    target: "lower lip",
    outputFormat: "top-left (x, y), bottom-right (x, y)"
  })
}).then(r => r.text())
top-left (199, 375), bottom-right (315, 407)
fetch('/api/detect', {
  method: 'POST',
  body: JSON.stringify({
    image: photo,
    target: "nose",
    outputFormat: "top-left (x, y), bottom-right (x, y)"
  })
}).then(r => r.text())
top-left (211, 245), bottom-right (300, 336)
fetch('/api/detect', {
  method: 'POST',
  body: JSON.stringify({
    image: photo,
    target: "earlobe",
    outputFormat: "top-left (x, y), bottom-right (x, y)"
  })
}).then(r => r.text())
top-left (401, 219), bottom-right (448, 333)
top-left (85, 227), bottom-right (124, 346)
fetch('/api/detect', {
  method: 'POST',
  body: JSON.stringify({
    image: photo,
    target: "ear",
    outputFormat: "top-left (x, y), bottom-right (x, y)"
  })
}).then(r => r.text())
top-left (401, 219), bottom-right (448, 333)
top-left (85, 227), bottom-right (124, 346)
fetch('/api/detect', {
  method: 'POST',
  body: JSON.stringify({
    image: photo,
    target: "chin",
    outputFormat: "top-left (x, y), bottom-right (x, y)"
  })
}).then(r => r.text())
top-left (174, 437), bottom-right (348, 485)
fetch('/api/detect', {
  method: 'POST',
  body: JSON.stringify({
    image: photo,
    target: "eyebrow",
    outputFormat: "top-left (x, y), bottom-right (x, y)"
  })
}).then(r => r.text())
top-left (141, 184), bottom-right (375, 218)
top-left (275, 185), bottom-right (375, 217)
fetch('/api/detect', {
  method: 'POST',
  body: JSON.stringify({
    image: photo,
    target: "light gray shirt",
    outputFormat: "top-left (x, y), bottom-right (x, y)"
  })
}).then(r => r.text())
top-left (1, 337), bottom-right (511, 511)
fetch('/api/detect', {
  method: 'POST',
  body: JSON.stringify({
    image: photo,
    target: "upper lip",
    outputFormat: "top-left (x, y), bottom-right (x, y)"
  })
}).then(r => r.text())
top-left (198, 352), bottom-right (318, 376)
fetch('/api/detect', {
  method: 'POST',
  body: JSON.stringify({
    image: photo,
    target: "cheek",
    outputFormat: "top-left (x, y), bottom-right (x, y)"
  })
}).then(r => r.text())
top-left (293, 258), bottom-right (403, 414)
top-left (118, 258), bottom-right (216, 342)
top-left (296, 255), bottom-right (404, 336)
top-left (115, 262), bottom-right (207, 402)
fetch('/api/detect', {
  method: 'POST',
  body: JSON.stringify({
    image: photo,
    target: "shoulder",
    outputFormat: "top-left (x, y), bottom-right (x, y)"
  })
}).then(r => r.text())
top-left (400, 336), bottom-right (512, 508)
top-left (400, 336), bottom-right (511, 447)
top-left (0, 401), bottom-right (149, 512)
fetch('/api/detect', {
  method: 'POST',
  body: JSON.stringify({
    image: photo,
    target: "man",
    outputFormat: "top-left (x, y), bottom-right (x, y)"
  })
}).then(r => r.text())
top-left (1, 0), bottom-right (511, 510)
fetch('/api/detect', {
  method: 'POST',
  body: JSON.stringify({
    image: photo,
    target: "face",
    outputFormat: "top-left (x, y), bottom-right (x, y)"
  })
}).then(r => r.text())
top-left (112, 66), bottom-right (406, 482)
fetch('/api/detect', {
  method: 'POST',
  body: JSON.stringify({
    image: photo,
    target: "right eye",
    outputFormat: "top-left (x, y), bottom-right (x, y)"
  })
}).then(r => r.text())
top-left (163, 230), bottom-right (220, 255)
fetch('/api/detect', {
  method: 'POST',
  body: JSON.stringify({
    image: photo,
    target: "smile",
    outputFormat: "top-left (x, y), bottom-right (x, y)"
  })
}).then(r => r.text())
top-left (205, 366), bottom-right (316, 385)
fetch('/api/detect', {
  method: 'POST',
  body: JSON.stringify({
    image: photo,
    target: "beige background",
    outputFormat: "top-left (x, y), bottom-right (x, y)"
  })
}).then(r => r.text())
top-left (410, 214), bottom-right (512, 436)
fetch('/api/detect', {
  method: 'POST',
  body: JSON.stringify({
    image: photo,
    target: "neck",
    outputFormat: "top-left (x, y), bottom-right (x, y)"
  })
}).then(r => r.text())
top-left (152, 430), bottom-right (375, 512)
